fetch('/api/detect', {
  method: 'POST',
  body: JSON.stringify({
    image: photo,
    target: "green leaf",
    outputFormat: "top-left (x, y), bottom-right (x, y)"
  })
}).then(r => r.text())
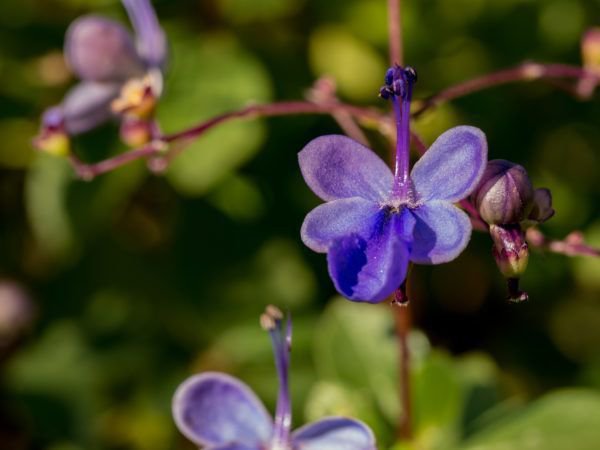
top-left (412, 352), bottom-right (463, 449)
top-left (304, 380), bottom-right (389, 442)
top-left (461, 389), bottom-right (600, 450)
top-left (216, 0), bottom-right (303, 23)
top-left (309, 26), bottom-right (386, 101)
top-left (313, 299), bottom-right (400, 422)
top-left (159, 32), bottom-right (272, 196)
top-left (25, 153), bottom-right (77, 260)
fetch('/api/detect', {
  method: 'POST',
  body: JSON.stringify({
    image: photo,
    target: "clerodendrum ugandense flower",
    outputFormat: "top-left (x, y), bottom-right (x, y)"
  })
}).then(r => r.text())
top-left (34, 0), bottom-right (167, 155)
top-left (172, 306), bottom-right (376, 450)
top-left (298, 66), bottom-right (488, 303)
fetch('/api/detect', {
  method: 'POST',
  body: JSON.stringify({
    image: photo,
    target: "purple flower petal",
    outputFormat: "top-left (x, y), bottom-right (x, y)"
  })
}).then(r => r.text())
top-left (301, 198), bottom-right (382, 253)
top-left (291, 417), bottom-right (376, 450)
top-left (410, 126), bottom-right (487, 203)
top-left (122, 0), bottom-right (167, 68)
top-left (298, 135), bottom-right (393, 202)
top-left (208, 445), bottom-right (263, 450)
top-left (172, 372), bottom-right (272, 448)
top-left (408, 200), bottom-right (472, 264)
top-left (65, 15), bottom-right (145, 82)
top-left (62, 82), bottom-right (121, 135)
top-left (327, 210), bottom-right (410, 303)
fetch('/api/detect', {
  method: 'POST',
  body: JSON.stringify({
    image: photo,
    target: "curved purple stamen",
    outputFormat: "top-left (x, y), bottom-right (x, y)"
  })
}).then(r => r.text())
top-left (261, 307), bottom-right (292, 448)
top-left (382, 66), bottom-right (417, 202)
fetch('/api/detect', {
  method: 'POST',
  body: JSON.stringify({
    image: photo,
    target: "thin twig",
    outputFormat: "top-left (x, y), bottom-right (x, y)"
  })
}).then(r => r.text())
top-left (69, 144), bottom-right (158, 180)
top-left (67, 101), bottom-right (386, 180)
top-left (163, 101), bottom-right (384, 143)
top-left (392, 299), bottom-right (412, 440)
top-left (413, 62), bottom-right (597, 117)
top-left (388, 0), bottom-right (403, 65)
top-left (526, 228), bottom-right (600, 257)
top-left (307, 77), bottom-right (370, 146)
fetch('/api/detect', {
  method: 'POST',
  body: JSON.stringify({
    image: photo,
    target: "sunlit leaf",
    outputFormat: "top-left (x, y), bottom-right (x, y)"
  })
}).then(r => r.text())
top-left (25, 153), bottom-right (77, 260)
top-left (461, 390), bottom-right (600, 450)
top-left (159, 33), bottom-right (272, 196)
top-left (309, 26), bottom-right (386, 101)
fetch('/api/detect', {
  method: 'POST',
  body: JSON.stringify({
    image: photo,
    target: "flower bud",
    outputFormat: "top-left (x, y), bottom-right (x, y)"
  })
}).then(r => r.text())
top-left (527, 188), bottom-right (555, 224)
top-left (489, 224), bottom-right (529, 302)
top-left (490, 224), bottom-right (529, 278)
top-left (473, 159), bottom-right (534, 225)
top-left (120, 117), bottom-right (153, 147)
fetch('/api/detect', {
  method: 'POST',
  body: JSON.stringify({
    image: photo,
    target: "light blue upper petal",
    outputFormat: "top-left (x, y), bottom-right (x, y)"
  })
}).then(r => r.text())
top-left (410, 126), bottom-right (487, 203)
top-left (172, 372), bottom-right (272, 448)
top-left (122, 0), bottom-right (168, 68)
top-left (292, 417), bottom-right (376, 450)
top-left (408, 200), bottom-right (472, 264)
top-left (301, 198), bottom-right (382, 253)
top-left (327, 210), bottom-right (411, 303)
top-left (208, 445), bottom-right (263, 450)
top-left (62, 82), bottom-right (122, 135)
top-left (299, 135), bottom-right (394, 202)
top-left (65, 15), bottom-right (145, 82)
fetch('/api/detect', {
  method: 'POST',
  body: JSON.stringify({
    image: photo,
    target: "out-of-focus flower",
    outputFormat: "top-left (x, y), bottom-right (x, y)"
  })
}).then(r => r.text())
top-left (577, 28), bottom-right (600, 98)
top-left (172, 306), bottom-right (376, 450)
top-left (0, 281), bottom-right (35, 347)
top-left (34, 0), bottom-right (167, 154)
top-left (299, 66), bottom-right (487, 303)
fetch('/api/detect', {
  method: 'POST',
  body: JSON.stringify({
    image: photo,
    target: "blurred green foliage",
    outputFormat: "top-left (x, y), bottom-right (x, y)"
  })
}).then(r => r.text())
top-left (1, 0), bottom-right (600, 449)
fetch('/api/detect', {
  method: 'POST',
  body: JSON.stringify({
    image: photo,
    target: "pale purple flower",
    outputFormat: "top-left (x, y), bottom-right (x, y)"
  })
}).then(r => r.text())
top-left (36, 0), bottom-right (166, 142)
top-left (299, 66), bottom-right (488, 303)
top-left (172, 307), bottom-right (376, 450)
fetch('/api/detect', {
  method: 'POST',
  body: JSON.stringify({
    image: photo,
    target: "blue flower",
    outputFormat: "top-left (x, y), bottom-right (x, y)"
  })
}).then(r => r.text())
top-left (172, 306), bottom-right (376, 450)
top-left (298, 66), bottom-right (488, 303)
top-left (35, 0), bottom-right (166, 151)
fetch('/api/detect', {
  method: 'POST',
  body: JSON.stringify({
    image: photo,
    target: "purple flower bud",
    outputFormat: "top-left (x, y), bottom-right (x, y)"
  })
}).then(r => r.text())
top-left (65, 16), bottom-right (145, 82)
top-left (528, 188), bottom-right (555, 223)
top-left (490, 224), bottom-right (529, 278)
top-left (489, 224), bottom-right (530, 302)
top-left (473, 159), bottom-right (534, 225)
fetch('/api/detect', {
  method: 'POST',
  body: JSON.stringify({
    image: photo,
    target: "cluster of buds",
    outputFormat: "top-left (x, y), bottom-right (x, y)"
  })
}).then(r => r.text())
top-left (34, 0), bottom-right (166, 156)
top-left (472, 160), bottom-right (554, 302)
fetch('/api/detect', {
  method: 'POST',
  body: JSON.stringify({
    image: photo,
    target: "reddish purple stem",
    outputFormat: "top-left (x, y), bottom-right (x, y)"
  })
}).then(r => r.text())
top-left (413, 62), bottom-right (598, 117)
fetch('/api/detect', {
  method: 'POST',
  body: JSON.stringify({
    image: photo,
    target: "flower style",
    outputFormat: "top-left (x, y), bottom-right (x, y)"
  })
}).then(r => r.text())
top-left (34, 0), bottom-right (167, 153)
top-left (172, 306), bottom-right (376, 450)
top-left (299, 66), bottom-right (488, 303)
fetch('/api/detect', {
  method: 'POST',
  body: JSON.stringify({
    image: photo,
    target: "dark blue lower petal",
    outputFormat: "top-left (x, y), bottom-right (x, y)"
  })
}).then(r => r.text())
top-left (328, 234), bottom-right (368, 298)
top-left (327, 210), bottom-right (410, 303)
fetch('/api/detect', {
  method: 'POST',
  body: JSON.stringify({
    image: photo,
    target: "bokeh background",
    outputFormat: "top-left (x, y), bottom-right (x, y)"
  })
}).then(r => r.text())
top-left (1, 0), bottom-right (600, 449)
